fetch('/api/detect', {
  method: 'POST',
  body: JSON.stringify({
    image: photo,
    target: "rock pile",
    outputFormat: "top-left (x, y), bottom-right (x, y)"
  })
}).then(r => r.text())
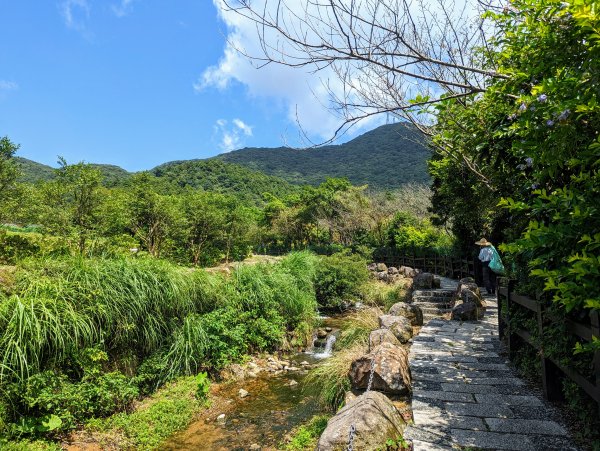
top-left (451, 277), bottom-right (486, 321)
top-left (367, 262), bottom-right (420, 283)
top-left (317, 288), bottom-right (422, 450)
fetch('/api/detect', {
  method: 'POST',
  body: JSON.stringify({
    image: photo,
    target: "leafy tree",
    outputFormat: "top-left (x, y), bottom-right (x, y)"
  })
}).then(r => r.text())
top-left (0, 137), bottom-right (21, 221)
top-left (180, 191), bottom-right (227, 266)
top-left (127, 173), bottom-right (182, 258)
top-left (33, 159), bottom-right (104, 254)
top-left (55, 159), bottom-right (104, 254)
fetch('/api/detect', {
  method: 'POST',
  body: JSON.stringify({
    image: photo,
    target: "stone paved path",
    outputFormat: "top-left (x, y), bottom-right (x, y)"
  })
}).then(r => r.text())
top-left (404, 286), bottom-right (578, 451)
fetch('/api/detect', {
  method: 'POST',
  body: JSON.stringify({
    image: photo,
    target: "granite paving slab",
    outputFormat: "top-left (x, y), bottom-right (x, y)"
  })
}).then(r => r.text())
top-left (405, 288), bottom-right (578, 451)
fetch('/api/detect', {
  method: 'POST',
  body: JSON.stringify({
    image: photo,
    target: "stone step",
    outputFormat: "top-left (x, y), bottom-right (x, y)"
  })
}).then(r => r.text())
top-left (413, 290), bottom-right (455, 297)
top-left (423, 314), bottom-right (447, 322)
top-left (412, 296), bottom-right (454, 302)
top-left (421, 306), bottom-right (452, 315)
top-left (413, 301), bottom-right (453, 309)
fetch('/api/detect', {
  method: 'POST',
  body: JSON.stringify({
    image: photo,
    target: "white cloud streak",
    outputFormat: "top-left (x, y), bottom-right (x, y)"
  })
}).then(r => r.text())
top-left (0, 80), bottom-right (18, 91)
top-left (60, 0), bottom-right (91, 32)
top-left (111, 0), bottom-right (135, 18)
top-left (214, 118), bottom-right (254, 152)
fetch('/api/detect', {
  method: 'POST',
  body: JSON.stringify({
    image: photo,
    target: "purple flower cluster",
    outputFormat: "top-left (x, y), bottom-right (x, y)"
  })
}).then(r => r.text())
top-left (525, 157), bottom-right (533, 167)
top-left (518, 103), bottom-right (527, 112)
top-left (538, 94), bottom-right (548, 103)
top-left (547, 119), bottom-right (555, 127)
top-left (557, 109), bottom-right (570, 121)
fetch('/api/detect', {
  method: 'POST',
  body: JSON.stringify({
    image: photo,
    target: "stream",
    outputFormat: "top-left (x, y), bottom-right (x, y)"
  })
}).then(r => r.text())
top-left (163, 316), bottom-right (344, 451)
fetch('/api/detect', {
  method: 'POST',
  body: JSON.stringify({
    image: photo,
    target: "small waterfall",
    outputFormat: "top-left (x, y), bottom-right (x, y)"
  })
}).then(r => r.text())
top-left (313, 334), bottom-right (336, 359)
top-left (305, 331), bottom-right (318, 353)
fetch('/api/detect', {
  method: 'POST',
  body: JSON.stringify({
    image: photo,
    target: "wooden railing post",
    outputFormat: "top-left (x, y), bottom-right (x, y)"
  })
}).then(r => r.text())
top-left (506, 279), bottom-right (515, 358)
top-left (498, 278), bottom-right (505, 340)
top-left (591, 311), bottom-right (600, 415)
top-left (538, 300), bottom-right (563, 402)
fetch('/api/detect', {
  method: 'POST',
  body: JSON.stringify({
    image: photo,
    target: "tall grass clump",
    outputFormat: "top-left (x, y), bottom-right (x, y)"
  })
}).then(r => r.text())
top-left (0, 252), bottom-right (321, 441)
top-left (336, 307), bottom-right (383, 349)
top-left (359, 279), bottom-right (409, 310)
top-left (0, 256), bottom-right (218, 382)
top-left (162, 251), bottom-right (319, 375)
top-left (304, 342), bottom-right (367, 411)
top-left (304, 307), bottom-right (382, 411)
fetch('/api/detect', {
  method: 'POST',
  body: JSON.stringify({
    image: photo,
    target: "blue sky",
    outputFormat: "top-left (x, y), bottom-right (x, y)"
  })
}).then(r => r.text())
top-left (0, 1), bottom-right (370, 171)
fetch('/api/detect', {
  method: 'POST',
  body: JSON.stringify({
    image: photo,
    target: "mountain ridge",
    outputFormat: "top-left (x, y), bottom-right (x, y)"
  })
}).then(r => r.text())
top-left (16, 122), bottom-right (430, 191)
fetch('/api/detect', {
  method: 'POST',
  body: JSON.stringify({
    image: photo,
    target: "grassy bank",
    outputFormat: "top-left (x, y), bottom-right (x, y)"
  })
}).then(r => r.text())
top-left (0, 252), bottom-right (319, 446)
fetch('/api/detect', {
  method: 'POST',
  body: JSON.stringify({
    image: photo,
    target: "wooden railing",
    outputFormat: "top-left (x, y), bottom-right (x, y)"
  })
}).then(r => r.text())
top-left (498, 279), bottom-right (600, 414)
top-left (377, 253), bottom-right (479, 282)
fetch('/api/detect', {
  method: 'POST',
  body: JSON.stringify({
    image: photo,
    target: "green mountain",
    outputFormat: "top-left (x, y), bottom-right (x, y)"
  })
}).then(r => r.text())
top-left (150, 159), bottom-right (298, 204)
top-left (15, 158), bottom-right (55, 183)
top-left (217, 122), bottom-right (430, 189)
top-left (15, 123), bottom-right (431, 197)
top-left (15, 158), bottom-right (131, 187)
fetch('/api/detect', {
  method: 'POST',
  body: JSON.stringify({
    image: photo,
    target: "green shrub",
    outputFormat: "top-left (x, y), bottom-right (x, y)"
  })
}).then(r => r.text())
top-left (0, 230), bottom-right (68, 264)
top-left (0, 252), bottom-right (320, 441)
top-left (5, 368), bottom-right (137, 436)
top-left (314, 253), bottom-right (369, 310)
top-left (304, 342), bottom-right (366, 410)
top-left (283, 414), bottom-right (330, 450)
top-left (194, 372), bottom-right (210, 403)
top-left (88, 376), bottom-right (202, 450)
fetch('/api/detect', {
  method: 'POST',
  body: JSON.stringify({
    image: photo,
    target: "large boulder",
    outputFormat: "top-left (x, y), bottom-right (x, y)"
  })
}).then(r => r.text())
top-left (451, 281), bottom-right (485, 321)
top-left (349, 342), bottom-right (412, 394)
top-left (378, 314), bottom-right (413, 343)
top-left (400, 266), bottom-right (417, 278)
top-left (413, 272), bottom-right (434, 289)
top-left (317, 391), bottom-right (406, 451)
top-left (387, 266), bottom-right (399, 275)
top-left (388, 302), bottom-right (423, 326)
top-left (376, 263), bottom-right (388, 272)
top-left (367, 263), bottom-right (378, 272)
top-left (368, 328), bottom-right (401, 350)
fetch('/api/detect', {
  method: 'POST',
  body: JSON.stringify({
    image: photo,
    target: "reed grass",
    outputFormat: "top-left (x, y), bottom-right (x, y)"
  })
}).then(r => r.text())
top-left (0, 252), bottom-right (319, 384)
top-left (304, 341), bottom-right (367, 410)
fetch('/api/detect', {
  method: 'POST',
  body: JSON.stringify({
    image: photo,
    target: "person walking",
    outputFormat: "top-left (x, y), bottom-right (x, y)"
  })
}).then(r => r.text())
top-left (476, 238), bottom-right (496, 294)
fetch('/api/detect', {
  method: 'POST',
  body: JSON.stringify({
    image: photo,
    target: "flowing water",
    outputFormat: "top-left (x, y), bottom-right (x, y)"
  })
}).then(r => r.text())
top-left (164, 317), bottom-right (344, 450)
top-left (164, 370), bottom-right (322, 450)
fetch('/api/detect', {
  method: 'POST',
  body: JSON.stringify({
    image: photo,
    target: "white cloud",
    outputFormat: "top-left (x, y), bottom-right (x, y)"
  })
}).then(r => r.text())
top-left (0, 80), bottom-right (18, 91)
top-left (198, 0), bottom-right (365, 144)
top-left (200, 0), bottom-right (486, 144)
top-left (60, 0), bottom-right (91, 33)
top-left (233, 118), bottom-right (252, 136)
top-left (213, 118), bottom-right (254, 152)
top-left (111, 0), bottom-right (135, 18)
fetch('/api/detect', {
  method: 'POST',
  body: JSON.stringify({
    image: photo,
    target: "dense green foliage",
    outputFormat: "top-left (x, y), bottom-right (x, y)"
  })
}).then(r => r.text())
top-left (314, 253), bottom-right (369, 310)
top-left (219, 123), bottom-right (430, 189)
top-left (283, 414), bottom-right (330, 450)
top-left (152, 159), bottom-right (298, 204)
top-left (430, 0), bottom-right (600, 441)
top-left (0, 253), bottom-right (318, 439)
top-left (15, 157), bottom-right (131, 187)
top-left (87, 376), bottom-right (206, 450)
top-left (15, 123), bottom-right (430, 196)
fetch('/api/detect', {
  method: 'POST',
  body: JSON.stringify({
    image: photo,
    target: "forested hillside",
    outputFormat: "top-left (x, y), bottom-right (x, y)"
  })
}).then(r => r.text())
top-left (16, 157), bottom-right (131, 187)
top-left (150, 159), bottom-right (298, 203)
top-left (15, 123), bottom-right (430, 193)
top-left (218, 122), bottom-right (430, 189)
